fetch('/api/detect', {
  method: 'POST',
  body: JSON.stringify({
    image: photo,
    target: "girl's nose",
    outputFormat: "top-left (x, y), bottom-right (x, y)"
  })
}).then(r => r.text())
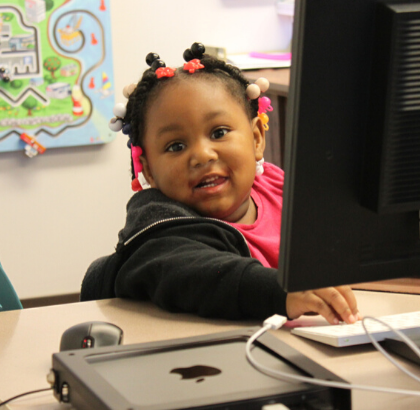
top-left (190, 139), bottom-right (218, 168)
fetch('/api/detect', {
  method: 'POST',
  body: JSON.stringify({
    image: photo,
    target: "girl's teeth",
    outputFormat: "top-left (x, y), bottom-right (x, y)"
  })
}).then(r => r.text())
top-left (197, 176), bottom-right (225, 188)
top-left (203, 177), bottom-right (217, 183)
top-left (199, 176), bottom-right (218, 188)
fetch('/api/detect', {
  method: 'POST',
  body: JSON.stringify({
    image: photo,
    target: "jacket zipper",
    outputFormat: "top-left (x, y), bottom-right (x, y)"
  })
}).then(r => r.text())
top-left (123, 216), bottom-right (251, 257)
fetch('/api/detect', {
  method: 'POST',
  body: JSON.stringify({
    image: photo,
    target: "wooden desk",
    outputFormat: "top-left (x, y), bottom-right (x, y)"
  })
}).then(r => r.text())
top-left (352, 278), bottom-right (420, 295)
top-left (0, 291), bottom-right (419, 409)
top-left (245, 69), bottom-right (290, 168)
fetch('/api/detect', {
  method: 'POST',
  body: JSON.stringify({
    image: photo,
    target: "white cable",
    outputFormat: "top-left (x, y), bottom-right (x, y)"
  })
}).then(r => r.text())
top-left (246, 319), bottom-right (420, 397)
top-left (361, 316), bottom-right (420, 384)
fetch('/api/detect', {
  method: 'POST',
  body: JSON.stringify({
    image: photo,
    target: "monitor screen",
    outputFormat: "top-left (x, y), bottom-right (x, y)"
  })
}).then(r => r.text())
top-left (278, 0), bottom-right (420, 292)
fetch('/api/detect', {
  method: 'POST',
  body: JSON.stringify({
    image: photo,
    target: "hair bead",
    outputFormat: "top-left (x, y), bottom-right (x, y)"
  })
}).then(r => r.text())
top-left (113, 102), bottom-right (127, 118)
top-left (191, 42), bottom-right (205, 58)
top-left (255, 77), bottom-right (270, 93)
top-left (183, 48), bottom-right (195, 62)
top-left (109, 117), bottom-right (123, 132)
top-left (183, 43), bottom-right (206, 62)
top-left (151, 59), bottom-right (166, 71)
top-left (146, 52), bottom-right (160, 66)
top-left (246, 83), bottom-right (261, 100)
top-left (122, 123), bottom-right (131, 135)
top-left (258, 96), bottom-right (273, 114)
top-left (123, 83), bottom-right (136, 98)
top-left (258, 112), bottom-right (269, 130)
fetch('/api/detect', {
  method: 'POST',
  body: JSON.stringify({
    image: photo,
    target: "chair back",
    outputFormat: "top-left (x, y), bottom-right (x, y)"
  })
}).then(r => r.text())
top-left (0, 262), bottom-right (23, 311)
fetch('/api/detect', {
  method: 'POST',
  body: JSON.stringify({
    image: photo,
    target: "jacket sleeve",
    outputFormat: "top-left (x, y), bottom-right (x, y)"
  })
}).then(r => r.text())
top-left (81, 254), bottom-right (123, 301)
top-left (114, 221), bottom-right (288, 320)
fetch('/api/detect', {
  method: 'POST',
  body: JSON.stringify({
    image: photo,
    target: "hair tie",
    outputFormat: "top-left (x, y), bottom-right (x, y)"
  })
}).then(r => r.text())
top-left (131, 145), bottom-right (151, 191)
top-left (258, 96), bottom-right (273, 114)
top-left (156, 67), bottom-right (176, 78)
top-left (258, 113), bottom-right (270, 131)
top-left (131, 145), bottom-right (143, 175)
top-left (183, 59), bottom-right (205, 74)
top-left (182, 43), bottom-right (205, 73)
top-left (145, 52), bottom-right (175, 79)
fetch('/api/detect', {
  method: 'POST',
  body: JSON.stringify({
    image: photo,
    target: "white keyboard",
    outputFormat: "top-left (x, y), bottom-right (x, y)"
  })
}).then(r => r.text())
top-left (291, 311), bottom-right (420, 347)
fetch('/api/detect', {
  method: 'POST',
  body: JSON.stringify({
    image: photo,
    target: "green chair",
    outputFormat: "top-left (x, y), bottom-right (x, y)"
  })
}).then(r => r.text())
top-left (0, 262), bottom-right (23, 311)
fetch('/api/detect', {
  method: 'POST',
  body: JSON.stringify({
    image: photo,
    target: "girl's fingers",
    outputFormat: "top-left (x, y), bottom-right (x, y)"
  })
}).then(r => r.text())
top-left (314, 287), bottom-right (358, 324)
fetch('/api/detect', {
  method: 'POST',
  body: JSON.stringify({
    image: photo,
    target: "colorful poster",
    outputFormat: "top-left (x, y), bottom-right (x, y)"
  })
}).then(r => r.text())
top-left (0, 0), bottom-right (115, 156)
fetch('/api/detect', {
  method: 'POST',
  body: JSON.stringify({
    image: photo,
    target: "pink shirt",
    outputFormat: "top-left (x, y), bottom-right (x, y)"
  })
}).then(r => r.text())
top-left (228, 162), bottom-right (284, 268)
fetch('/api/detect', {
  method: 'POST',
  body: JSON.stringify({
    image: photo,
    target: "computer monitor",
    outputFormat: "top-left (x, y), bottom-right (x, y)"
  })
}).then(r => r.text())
top-left (278, 0), bottom-right (420, 292)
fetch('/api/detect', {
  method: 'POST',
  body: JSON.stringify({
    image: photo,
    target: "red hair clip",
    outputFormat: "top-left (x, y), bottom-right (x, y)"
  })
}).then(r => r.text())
top-left (156, 66), bottom-right (176, 79)
top-left (183, 59), bottom-right (204, 74)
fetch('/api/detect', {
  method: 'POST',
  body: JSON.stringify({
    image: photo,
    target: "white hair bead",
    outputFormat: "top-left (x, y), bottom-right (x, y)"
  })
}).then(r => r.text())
top-left (255, 77), bottom-right (270, 93)
top-left (113, 103), bottom-right (127, 118)
top-left (246, 83), bottom-right (261, 100)
top-left (109, 117), bottom-right (123, 132)
top-left (123, 83), bottom-right (137, 98)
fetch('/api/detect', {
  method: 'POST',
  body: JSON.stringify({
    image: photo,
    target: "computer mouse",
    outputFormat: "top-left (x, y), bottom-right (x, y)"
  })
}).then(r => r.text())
top-left (59, 321), bottom-right (123, 351)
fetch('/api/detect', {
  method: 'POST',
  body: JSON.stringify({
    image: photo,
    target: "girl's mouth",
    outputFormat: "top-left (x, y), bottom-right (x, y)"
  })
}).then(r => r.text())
top-left (195, 176), bottom-right (227, 189)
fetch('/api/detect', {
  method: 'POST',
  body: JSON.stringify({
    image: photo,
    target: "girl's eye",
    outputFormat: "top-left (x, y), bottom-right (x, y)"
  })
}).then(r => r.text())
top-left (166, 142), bottom-right (185, 152)
top-left (212, 128), bottom-right (228, 139)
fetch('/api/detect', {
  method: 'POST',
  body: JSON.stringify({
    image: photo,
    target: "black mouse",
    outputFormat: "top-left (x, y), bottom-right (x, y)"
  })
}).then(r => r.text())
top-left (59, 321), bottom-right (123, 351)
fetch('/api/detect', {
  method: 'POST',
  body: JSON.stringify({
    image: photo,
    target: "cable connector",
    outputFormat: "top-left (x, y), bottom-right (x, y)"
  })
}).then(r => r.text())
top-left (263, 314), bottom-right (287, 330)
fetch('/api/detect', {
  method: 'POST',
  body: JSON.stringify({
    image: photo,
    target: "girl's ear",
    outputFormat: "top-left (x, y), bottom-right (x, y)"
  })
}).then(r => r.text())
top-left (251, 116), bottom-right (266, 162)
top-left (140, 155), bottom-right (156, 188)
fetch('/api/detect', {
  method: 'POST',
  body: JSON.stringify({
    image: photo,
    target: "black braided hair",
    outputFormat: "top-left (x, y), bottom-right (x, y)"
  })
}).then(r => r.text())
top-left (125, 43), bottom-right (260, 180)
top-left (198, 55), bottom-right (259, 120)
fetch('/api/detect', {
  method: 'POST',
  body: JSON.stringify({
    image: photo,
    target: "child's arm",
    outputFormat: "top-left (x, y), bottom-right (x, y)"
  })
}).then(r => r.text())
top-left (83, 198), bottom-right (359, 322)
top-left (113, 220), bottom-right (287, 320)
top-left (286, 286), bottom-right (361, 325)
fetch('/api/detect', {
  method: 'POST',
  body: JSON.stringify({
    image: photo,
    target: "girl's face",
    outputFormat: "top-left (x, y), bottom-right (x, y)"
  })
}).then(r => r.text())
top-left (140, 78), bottom-right (265, 224)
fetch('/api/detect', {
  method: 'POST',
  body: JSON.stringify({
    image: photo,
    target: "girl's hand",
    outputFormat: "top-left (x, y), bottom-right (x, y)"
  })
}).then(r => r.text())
top-left (286, 286), bottom-right (361, 325)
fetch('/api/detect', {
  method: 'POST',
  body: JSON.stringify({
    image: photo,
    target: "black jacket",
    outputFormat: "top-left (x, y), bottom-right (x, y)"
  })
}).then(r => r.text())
top-left (81, 189), bottom-right (288, 320)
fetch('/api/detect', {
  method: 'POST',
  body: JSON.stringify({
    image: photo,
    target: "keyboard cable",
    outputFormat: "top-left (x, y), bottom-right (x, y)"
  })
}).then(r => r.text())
top-left (246, 315), bottom-right (420, 397)
top-left (361, 316), bottom-right (420, 384)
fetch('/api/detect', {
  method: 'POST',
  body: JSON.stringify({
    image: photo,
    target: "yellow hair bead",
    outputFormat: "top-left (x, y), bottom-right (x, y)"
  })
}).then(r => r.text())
top-left (258, 112), bottom-right (269, 131)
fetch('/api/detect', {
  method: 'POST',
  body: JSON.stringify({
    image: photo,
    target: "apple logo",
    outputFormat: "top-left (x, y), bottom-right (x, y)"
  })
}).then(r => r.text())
top-left (170, 365), bottom-right (222, 383)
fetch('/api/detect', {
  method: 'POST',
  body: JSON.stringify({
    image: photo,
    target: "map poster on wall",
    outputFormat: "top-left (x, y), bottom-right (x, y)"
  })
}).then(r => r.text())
top-left (0, 0), bottom-right (115, 156)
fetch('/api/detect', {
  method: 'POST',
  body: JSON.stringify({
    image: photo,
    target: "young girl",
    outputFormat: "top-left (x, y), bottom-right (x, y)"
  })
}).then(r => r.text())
top-left (82, 43), bottom-right (360, 324)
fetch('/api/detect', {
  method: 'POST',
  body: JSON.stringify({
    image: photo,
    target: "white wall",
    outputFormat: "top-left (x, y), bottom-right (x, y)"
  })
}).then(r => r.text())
top-left (0, 0), bottom-right (283, 299)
